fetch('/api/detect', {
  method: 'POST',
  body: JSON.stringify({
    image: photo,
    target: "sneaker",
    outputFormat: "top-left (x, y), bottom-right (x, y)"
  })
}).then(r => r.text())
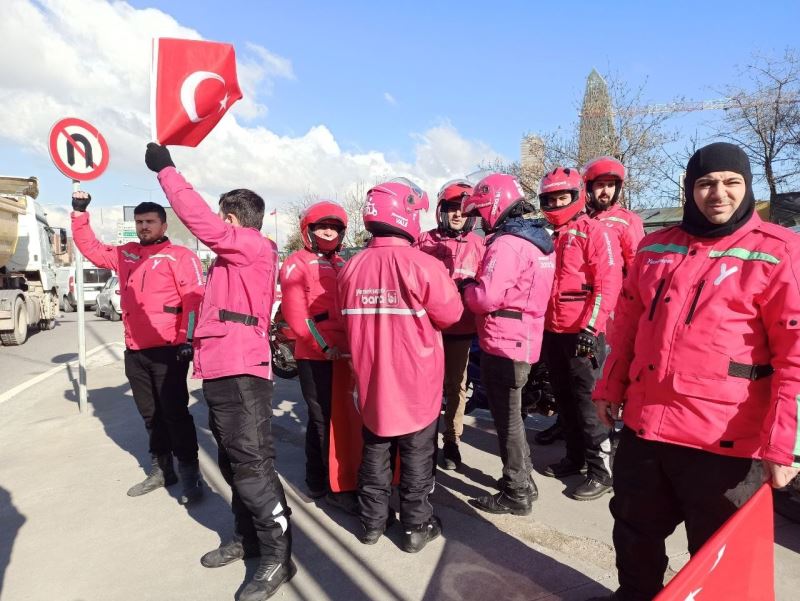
top-left (534, 421), bottom-right (564, 445)
top-left (401, 516), bottom-right (442, 553)
top-left (440, 440), bottom-right (461, 470)
top-left (471, 491), bottom-right (533, 516)
top-left (238, 559), bottom-right (297, 601)
top-left (571, 477), bottom-right (613, 501)
top-left (543, 458), bottom-right (588, 478)
top-left (200, 539), bottom-right (260, 568)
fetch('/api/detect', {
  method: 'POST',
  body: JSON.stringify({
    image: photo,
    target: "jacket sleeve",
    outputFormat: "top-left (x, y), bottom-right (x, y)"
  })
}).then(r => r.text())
top-left (464, 238), bottom-right (520, 315)
top-left (758, 241), bottom-right (800, 467)
top-left (580, 227), bottom-right (623, 334)
top-left (421, 257), bottom-right (463, 330)
top-left (156, 167), bottom-right (260, 266)
top-left (593, 255), bottom-right (646, 404)
top-left (70, 212), bottom-right (119, 272)
top-left (280, 256), bottom-right (333, 352)
top-left (174, 251), bottom-right (205, 341)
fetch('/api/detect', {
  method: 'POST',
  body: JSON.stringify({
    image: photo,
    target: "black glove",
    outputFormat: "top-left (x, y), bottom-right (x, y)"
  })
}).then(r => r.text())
top-left (176, 342), bottom-right (194, 362)
top-left (71, 191), bottom-right (91, 212)
top-left (575, 329), bottom-right (598, 358)
top-left (457, 277), bottom-right (478, 293)
top-left (145, 143), bottom-right (175, 173)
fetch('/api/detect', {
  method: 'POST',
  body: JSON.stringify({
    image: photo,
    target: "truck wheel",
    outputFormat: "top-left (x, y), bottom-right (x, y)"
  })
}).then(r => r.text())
top-left (61, 297), bottom-right (74, 313)
top-left (1, 298), bottom-right (28, 346)
top-left (39, 319), bottom-right (56, 331)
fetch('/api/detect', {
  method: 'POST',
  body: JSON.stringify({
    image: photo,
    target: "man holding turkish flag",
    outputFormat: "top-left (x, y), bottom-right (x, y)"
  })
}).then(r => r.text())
top-left (151, 38), bottom-right (242, 147)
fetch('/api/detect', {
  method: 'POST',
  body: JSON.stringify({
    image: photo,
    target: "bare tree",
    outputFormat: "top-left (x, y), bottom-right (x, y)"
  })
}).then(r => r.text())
top-left (715, 49), bottom-right (800, 197)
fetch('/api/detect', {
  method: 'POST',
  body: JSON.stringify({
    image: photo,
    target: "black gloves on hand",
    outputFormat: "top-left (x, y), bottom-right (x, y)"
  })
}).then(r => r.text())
top-left (176, 342), bottom-right (194, 362)
top-left (145, 143), bottom-right (175, 173)
top-left (71, 191), bottom-right (91, 212)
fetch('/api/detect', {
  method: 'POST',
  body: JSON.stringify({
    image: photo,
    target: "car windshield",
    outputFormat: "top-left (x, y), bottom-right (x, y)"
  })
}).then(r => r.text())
top-left (84, 268), bottom-right (113, 285)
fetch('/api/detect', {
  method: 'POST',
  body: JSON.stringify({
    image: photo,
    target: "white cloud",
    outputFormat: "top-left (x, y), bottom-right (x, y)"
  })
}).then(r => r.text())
top-left (0, 0), bottom-right (507, 245)
top-left (383, 92), bottom-right (397, 106)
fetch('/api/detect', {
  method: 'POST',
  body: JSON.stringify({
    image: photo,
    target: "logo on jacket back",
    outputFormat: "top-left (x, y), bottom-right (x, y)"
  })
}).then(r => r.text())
top-left (356, 287), bottom-right (398, 305)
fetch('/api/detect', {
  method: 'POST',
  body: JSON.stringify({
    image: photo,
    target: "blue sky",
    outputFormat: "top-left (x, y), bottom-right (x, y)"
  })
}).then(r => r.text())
top-left (1, 0), bottom-right (797, 244)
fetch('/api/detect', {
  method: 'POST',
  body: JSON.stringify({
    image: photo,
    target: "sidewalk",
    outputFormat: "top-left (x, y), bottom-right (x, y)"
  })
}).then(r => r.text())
top-left (1, 346), bottom-right (798, 601)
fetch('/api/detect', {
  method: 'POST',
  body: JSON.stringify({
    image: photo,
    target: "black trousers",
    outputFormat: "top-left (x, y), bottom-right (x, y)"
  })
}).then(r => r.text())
top-left (297, 359), bottom-right (333, 492)
top-left (543, 331), bottom-right (611, 484)
top-left (202, 375), bottom-right (291, 562)
top-left (359, 418), bottom-right (437, 529)
top-left (611, 427), bottom-right (764, 601)
top-left (123, 346), bottom-right (198, 463)
top-left (481, 352), bottom-right (533, 494)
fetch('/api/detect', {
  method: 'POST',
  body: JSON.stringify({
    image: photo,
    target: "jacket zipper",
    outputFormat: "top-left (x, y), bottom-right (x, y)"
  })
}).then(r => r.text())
top-left (140, 271), bottom-right (147, 293)
top-left (685, 280), bottom-right (706, 324)
top-left (648, 279), bottom-right (665, 321)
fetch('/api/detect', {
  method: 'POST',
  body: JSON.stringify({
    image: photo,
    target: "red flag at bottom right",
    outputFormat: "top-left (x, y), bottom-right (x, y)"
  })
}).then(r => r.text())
top-left (655, 484), bottom-right (774, 601)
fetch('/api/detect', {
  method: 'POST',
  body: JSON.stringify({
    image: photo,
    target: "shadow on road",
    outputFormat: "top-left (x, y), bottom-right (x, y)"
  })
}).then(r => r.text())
top-left (0, 486), bottom-right (26, 596)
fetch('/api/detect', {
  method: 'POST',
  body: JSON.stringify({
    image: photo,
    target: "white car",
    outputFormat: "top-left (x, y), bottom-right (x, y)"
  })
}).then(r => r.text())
top-left (95, 276), bottom-right (121, 321)
top-left (56, 264), bottom-right (114, 312)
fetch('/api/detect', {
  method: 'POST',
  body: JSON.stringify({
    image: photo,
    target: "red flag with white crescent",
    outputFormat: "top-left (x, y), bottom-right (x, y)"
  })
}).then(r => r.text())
top-left (655, 484), bottom-right (774, 601)
top-left (151, 38), bottom-right (243, 147)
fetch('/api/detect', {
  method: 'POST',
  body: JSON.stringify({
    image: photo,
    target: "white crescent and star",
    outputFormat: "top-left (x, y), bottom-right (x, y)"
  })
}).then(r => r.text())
top-left (180, 71), bottom-right (228, 123)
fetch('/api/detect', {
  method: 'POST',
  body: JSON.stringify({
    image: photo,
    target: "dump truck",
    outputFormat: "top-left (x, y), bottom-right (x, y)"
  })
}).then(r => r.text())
top-left (0, 176), bottom-right (65, 345)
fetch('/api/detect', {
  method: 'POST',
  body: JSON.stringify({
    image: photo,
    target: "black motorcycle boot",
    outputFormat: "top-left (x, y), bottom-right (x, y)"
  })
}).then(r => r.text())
top-left (472, 490), bottom-right (533, 516)
top-left (440, 440), bottom-right (461, 470)
top-left (126, 453), bottom-right (178, 497)
top-left (177, 459), bottom-right (205, 505)
top-left (571, 477), bottom-right (613, 501)
top-left (238, 558), bottom-right (297, 601)
top-left (401, 516), bottom-right (442, 553)
top-left (494, 473), bottom-right (538, 501)
top-left (201, 538), bottom-right (260, 568)
top-left (534, 420), bottom-right (564, 445)
top-left (358, 511), bottom-right (397, 545)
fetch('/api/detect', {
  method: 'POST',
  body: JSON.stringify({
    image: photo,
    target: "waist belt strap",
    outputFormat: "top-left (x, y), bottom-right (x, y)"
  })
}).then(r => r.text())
top-left (581, 284), bottom-right (594, 292)
top-left (490, 309), bottom-right (523, 320)
top-left (163, 305), bottom-right (182, 314)
top-left (312, 311), bottom-right (329, 323)
top-left (728, 361), bottom-right (773, 381)
top-left (219, 309), bottom-right (259, 327)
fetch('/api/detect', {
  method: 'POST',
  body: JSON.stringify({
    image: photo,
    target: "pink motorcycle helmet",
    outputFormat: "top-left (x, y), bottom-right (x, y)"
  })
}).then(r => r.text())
top-left (461, 172), bottom-right (526, 232)
top-left (363, 177), bottom-right (429, 242)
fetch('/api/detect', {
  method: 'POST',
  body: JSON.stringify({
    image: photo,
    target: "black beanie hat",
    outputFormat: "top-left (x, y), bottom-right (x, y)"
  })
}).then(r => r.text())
top-left (680, 142), bottom-right (755, 238)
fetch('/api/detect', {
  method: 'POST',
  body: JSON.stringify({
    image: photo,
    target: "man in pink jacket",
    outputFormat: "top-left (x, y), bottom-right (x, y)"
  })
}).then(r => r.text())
top-left (461, 173), bottom-right (555, 516)
top-left (539, 167), bottom-right (622, 502)
top-left (582, 156), bottom-right (645, 276)
top-left (588, 142), bottom-right (800, 601)
top-left (145, 144), bottom-right (293, 601)
top-left (70, 193), bottom-right (205, 504)
top-left (338, 178), bottom-right (462, 552)
top-left (416, 179), bottom-right (485, 470)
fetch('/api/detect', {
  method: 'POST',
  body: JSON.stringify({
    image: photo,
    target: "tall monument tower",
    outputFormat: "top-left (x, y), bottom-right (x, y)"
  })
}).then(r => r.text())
top-left (578, 69), bottom-right (617, 165)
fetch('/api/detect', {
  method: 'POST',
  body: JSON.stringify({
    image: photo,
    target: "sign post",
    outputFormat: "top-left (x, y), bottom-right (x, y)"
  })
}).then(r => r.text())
top-left (48, 117), bottom-right (110, 414)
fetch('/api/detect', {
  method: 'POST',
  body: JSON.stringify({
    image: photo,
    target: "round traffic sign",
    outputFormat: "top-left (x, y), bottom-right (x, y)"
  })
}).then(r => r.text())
top-left (48, 117), bottom-right (110, 181)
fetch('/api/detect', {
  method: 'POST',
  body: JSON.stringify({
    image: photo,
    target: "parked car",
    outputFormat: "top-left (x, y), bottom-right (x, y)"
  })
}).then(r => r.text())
top-left (94, 276), bottom-right (121, 321)
top-left (56, 264), bottom-right (114, 312)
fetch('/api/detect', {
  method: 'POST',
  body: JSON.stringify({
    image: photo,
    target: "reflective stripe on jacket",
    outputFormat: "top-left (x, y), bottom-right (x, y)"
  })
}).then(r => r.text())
top-left (594, 214), bottom-right (800, 465)
top-left (279, 248), bottom-right (346, 360)
top-left (591, 204), bottom-right (645, 275)
top-left (71, 212), bottom-right (203, 350)
top-left (337, 236), bottom-right (462, 436)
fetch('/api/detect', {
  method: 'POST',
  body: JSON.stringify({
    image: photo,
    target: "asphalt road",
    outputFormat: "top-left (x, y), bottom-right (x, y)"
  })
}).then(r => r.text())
top-left (0, 310), bottom-right (122, 395)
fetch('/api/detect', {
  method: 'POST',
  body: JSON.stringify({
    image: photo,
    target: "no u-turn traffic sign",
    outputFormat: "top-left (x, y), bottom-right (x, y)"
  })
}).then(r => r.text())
top-left (49, 117), bottom-right (110, 181)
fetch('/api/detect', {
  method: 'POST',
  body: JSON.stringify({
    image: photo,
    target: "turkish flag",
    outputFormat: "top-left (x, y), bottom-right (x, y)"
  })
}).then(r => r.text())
top-left (655, 484), bottom-right (775, 601)
top-left (151, 38), bottom-right (243, 147)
